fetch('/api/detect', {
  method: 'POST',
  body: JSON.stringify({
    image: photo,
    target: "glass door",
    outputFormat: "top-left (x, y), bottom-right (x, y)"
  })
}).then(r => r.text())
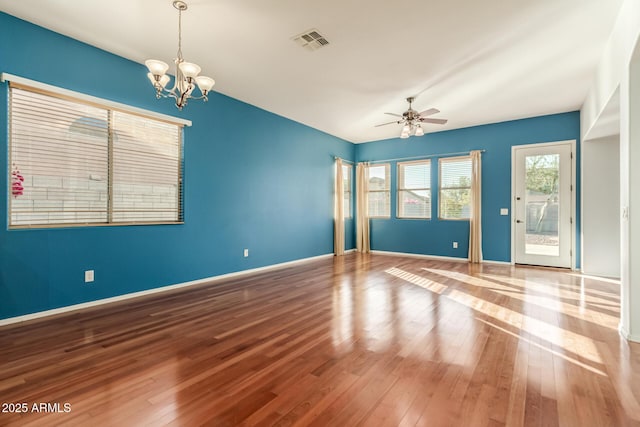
top-left (514, 143), bottom-right (573, 268)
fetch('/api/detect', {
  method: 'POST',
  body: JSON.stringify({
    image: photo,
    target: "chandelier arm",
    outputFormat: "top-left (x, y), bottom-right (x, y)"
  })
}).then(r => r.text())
top-left (176, 87), bottom-right (191, 109)
top-left (155, 90), bottom-right (178, 100)
top-left (187, 93), bottom-right (209, 102)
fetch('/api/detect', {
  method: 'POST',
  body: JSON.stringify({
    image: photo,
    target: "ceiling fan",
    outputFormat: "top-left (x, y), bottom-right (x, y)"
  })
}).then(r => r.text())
top-left (375, 97), bottom-right (448, 138)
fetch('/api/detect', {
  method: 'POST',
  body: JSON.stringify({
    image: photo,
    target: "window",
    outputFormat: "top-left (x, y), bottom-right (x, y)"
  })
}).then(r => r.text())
top-left (342, 163), bottom-right (352, 218)
top-left (398, 160), bottom-right (431, 219)
top-left (8, 85), bottom-right (184, 228)
top-left (367, 163), bottom-right (390, 218)
top-left (439, 156), bottom-right (472, 219)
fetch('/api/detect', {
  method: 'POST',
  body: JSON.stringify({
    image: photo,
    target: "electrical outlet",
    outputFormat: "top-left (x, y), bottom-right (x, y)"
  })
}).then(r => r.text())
top-left (500, 208), bottom-right (509, 216)
top-left (453, 242), bottom-right (458, 249)
top-left (243, 249), bottom-right (249, 257)
top-left (84, 270), bottom-right (94, 283)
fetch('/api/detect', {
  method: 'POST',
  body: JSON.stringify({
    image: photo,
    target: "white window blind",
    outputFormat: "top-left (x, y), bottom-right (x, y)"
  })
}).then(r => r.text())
top-left (439, 156), bottom-right (471, 220)
top-left (112, 111), bottom-right (181, 222)
top-left (8, 86), bottom-right (183, 228)
top-left (342, 163), bottom-right (352, 218)
top-left (398, 160), bottom-right (431, 219)
top-left (367, 164), bottom-right (390, 218)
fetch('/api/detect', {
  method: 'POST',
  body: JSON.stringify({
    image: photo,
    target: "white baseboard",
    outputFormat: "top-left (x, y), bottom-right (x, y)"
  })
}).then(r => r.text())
top-left (0, 253), bottom-right (335, 327)
top-left (482, 259), bottom-right (512, 266)
top-left (371, 250), bottom-right (467, 263)
top-left (371, 250), bottom-right (509, 265)
top-left (619, 324), bottom-right (640, 343)
top-left (580, 270), bottom-right (621, 281)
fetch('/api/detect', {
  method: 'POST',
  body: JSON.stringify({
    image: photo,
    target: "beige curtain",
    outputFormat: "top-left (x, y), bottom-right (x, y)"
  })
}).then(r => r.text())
top-left (469, 150), bottom-right (483, 263)
top-left (356, 162), bottom-right (370, 253)
top-left (334, 158), bottom-right (345, 256)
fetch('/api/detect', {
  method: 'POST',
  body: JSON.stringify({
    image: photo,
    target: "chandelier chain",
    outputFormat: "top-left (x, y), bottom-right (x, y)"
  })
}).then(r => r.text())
top-left (177, 8), bottom-right (183, 60)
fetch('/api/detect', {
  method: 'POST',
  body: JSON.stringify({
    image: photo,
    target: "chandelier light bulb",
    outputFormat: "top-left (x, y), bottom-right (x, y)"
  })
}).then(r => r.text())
top-left (195, 76), bottom-right (215, 94)
top-left (145, 60), bottom-right (169, 77)
top-left (158, 74), bottom-right (171, 88)
top-left (178, 62), bottom-right (201, 80)
top-left (415, 125), bottom-right (424, 136)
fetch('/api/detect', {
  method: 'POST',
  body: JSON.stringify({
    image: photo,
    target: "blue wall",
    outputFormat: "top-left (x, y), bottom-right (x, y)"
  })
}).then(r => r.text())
top-left (356, 112), bottom-right (581, 263)
top-left (0, 11), bottom-right (581, 321)
top-left (0, 12), bottom-right (355, 320)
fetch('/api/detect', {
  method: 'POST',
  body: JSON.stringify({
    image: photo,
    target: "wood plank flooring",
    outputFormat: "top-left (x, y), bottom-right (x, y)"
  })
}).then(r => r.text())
top-left (0, 253), bottom-right (639, 426)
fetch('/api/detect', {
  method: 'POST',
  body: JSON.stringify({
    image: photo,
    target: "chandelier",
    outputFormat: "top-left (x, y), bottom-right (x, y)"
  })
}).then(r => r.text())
top-left (375, 97), bottom-right (448, 138)
top-left (145, 1), bottom-right (215, 110)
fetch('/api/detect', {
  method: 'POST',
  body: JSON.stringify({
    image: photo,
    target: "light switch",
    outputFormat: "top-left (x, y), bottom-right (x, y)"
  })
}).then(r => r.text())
top-left (500, 208), bottom-right (509, 216)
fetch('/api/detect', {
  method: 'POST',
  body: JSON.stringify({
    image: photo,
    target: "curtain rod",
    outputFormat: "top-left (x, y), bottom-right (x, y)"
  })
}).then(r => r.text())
top-left (362, 149), bottom-right (485, 164)
top-left (332, 156), bottom-right (354, 164)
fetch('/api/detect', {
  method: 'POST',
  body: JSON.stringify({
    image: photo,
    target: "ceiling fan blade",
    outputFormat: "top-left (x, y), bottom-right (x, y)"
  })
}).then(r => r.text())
top-left (420, 118), bottom-right (448, 125)
top-left (384, 112), bottom-right (403, 118)
top-left (418, 108), bottom-right (440, 117)
top-left (375, 120), bottom-right (401, 127)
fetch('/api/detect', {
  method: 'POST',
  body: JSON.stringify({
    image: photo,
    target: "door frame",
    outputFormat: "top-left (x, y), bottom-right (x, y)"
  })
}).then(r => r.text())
top-left (510, 140), bottom-right (577, 269)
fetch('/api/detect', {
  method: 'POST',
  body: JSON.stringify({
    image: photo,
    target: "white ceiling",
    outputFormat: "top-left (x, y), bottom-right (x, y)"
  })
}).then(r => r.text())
top-left (0, 0), bottom-right (624, 143)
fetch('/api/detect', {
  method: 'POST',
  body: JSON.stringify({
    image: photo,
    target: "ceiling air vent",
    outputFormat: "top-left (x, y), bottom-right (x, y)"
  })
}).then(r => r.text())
top-left (292, 29), bottom-right (330, 51)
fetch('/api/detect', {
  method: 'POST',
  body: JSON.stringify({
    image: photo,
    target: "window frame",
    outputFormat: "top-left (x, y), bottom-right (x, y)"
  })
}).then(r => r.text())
top-left (342, 163), bottom-right (352, 219)
top-left (366, 163), bottom-right (391, 219)
top-left (438, 156), bottom-right (472, 220)
top-left (397, 159), bottom-right (432, 219)
top-left (6, 77), bottom-right (187, 229)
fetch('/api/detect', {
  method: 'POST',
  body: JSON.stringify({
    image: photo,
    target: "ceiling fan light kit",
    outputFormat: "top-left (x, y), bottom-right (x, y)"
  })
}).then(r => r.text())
top-left (376, 96), bottom-right (448, 139)
top-left (144, 1), bottom-right (215, 110)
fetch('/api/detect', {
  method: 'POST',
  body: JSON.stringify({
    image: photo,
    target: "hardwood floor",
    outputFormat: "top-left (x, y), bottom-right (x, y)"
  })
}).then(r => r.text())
top-left (0, 253), bottom-right (639, 426)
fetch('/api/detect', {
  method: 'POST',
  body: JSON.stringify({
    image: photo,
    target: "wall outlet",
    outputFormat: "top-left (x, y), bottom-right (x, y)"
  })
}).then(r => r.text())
top-left (453, 242), bottom-right (458, 249)
top-left (500, 208), bottom-right (509, 216)
top-left (84, 270), bottom-right (94, 283)
top-left (243, 249), bottom-right (249, 257)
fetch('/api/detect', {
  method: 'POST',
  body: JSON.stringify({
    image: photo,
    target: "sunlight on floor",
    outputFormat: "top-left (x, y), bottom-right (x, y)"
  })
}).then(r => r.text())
top-left (331, 282), bottom-right (354, 351)
top-left (383, 266), bottom-right (607, 369)
top-left (477, 318), bottom-right (607, 376)
top-left (385, 267), bottom-right (448, 294)
top-left (445, 289), bottom-right (603, 365)
top-left (420, 269), bottom-right (619, 329)
top-left (487, 288), bottom-right (619, 328)
top-left (479, 272), bottom-right (619, 303)
top-left (424, 269), bottom-right (619, 329)
top-left (569, 272), bottom-right (621, 285)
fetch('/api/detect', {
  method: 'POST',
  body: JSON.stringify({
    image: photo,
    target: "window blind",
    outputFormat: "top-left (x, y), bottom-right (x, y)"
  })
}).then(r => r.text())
top-left (8, 86), bottom-right (183, 228)
top-left (111, 111), bottom-right (181, 222)
top-left (439, 156), bottom-right (471, 219)
top-left (367, 164), bottom-right (390, 217)
top-left (398, 160), bottom-right (431, 219)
